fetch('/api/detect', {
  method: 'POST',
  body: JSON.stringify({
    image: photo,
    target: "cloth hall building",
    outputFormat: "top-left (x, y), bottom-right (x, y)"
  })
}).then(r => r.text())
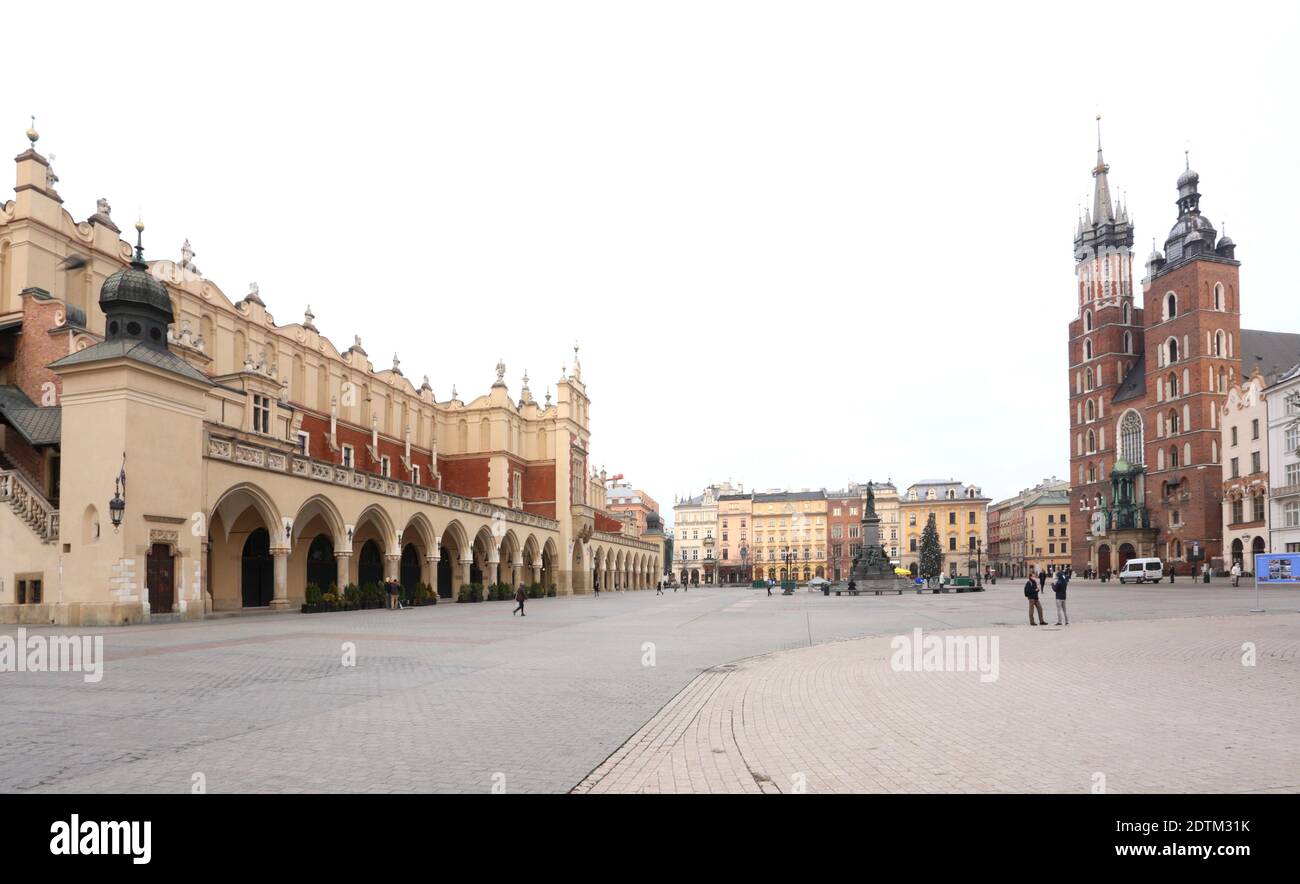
top-left (0, 126), bottom-right (662, 625)
top-left (1066, 126), bottom-right (1300, 575)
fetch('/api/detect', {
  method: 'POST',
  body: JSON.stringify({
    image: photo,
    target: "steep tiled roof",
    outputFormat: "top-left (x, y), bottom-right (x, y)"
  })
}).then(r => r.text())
top-left (0, 385), bottom-right (61, 446)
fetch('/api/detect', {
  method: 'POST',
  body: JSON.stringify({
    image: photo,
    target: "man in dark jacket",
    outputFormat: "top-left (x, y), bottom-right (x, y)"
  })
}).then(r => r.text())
top-left (1037, 569), bottom-right (1048, 593)
top-left (1053, 570), bottom-right (1069, 625)
top-left (1025, 575), bottom-right (1045, 626)
top-left (513, 584), bottom-right (527, 617)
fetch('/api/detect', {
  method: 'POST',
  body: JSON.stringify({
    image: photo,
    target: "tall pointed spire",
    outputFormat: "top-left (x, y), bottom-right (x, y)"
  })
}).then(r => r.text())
top-left (1092, 114), bottom-right (1114, 223)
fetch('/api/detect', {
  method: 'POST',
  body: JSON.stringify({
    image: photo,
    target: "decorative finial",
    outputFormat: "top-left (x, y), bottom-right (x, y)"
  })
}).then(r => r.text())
top-left (495, 358), bottom-right (506, 385)
top-left (26, 115), bottom-right (38, 146)
top-left (545, 386), bottom-right (551, 406)
top-left (1095, 112), bottom-right (1102, 150)
top-left (392, 352), bottom-right (401, 374)
top-left (303, 304), bottom-right (316, 331)
top-left (1185, 149), bottom-right (1190, 171)
top-left (451, 383), bottom-right (458, 400)
top-left (132, 219), bottom-right (146, 264)
top-left (421, 374), bottom-right (431, 391)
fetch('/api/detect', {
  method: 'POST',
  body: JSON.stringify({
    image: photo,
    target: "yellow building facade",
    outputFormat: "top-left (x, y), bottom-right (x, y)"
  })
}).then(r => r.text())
top-left (899, 480), bottom-right (990, 577)
top-left (750, 490), bottom-right (828, 582)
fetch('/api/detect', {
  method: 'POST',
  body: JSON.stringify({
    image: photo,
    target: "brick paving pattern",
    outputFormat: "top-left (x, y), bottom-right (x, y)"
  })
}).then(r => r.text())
top-left (2, 580), bottom-right (1297, 793)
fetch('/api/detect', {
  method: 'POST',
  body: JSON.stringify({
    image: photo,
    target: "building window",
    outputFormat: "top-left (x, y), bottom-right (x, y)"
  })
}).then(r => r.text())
top-left (412, 464), bottom-right (421, 486)
top-left (1231, 498), bottom-right (1244, 524)
top-left (1285, 501), bottom-right (1300, 529)
top-left (1231, 426), bottom-right (1238, 447)
top-left (1251, 451), bottom-right (1261, 474)
top-left (1251, 419), bottom-right (1260, 440)
top-left (296, 430), bottom-right (310, 457)
top-left (1119, 409), bottom-right (1143, 465)
top-left (252, 393), bottom-right (272, 434)
top-left (15, 575), bottom-right (43, 604)
top-left (1253, 495), bottom-right (1265, 522)
top-left (381, 456), bottom-right (391, 478)
top-left (1230, 457), bottom-right (1239, 478)
top-left (948, 511), bottom-right (956, 525)
top-left (948, 537), bottom-right (957, 551)
top-left (341, 444), bottom-right (355, 469)
top-left (512, 470), bottom-right (523, 508)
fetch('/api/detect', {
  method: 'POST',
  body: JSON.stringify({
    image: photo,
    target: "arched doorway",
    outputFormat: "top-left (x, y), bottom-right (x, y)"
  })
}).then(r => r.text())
top-left (1231, 538), bottom-right (1244, 567)
top-left (1097, 544), bottom-right (1111, 576)
top-left (1118, 543), bottom-right (1136, 571)
top-left (909, 562), bottom-right (918, 577)
top-left (401, 543), bottom-right (422, 591)
top-left (358, 539), bottom-right (383, 587)
top-left (146, 543), bottom-right (174, 613)
top-left (437, 544), bottom-right (454, 598)
top-left (1252, 537), bottom-right (1266, 566)
top-left (241, 527), bottom-right (274, 607)
top-left (307, 534), bottom-right (335, 590)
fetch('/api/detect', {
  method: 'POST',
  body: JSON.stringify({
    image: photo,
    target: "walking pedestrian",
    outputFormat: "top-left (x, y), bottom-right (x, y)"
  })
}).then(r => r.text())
top-left (1025, 574), bottom-right (1046, 626)
top-left (593, 575), bottom-right (600, 598)
top-left (655, 580), bottom-right (664, 596)
top-left (1231, 561), bottom-right (1242, 587)
top-left (513, 584), bottom-right (527, 616)
top-left (1053, 570), bottom-right (1069, 625)
top-left (1168, 563), bottom-right (1175, 584)
top-left (1037, 568), bottom-right (1047, 594)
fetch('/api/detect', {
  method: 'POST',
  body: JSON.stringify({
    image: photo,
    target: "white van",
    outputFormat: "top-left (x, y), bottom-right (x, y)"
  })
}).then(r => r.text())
top-left (1118, 558), bottom-right (1164, 584)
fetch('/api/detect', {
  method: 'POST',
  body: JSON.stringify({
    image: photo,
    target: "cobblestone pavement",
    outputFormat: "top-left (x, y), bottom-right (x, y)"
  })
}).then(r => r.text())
top-left (2, 580), bottom-right (1297, 793)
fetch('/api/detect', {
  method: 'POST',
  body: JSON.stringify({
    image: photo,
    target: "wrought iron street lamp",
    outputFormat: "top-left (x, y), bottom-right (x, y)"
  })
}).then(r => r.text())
top-left (108, 454), bottom-right (126, 532)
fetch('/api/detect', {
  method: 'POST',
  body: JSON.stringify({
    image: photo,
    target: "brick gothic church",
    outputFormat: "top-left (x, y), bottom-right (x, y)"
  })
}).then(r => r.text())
top-left (1067, 127), bottom-right (1297, 575)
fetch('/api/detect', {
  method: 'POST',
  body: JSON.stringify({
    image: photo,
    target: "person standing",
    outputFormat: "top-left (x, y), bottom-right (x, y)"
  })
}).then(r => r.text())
top-left (386, 578), bottom-right (400, 610)
top-left (1037, 568), bottom-right (1047, 595)
top-left (1053, 570), bottom-right (1069, 625)
top-left (513, 584), bottom-right (527, 616)
top-left (655, 580), bottom-right (664, 596)
top-left (593, 574), bottom-right (600, 598)
top-left (1025, 574), bottom-right (1045, 626)
top-left (1231, 560), bottom-right (1242, 587)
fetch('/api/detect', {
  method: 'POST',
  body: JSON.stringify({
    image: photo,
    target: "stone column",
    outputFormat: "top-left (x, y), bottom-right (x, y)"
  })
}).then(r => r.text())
top-left (461, 558), bottom-right (473, 590)
top-left (511, 563), bottom-right (520, 587)
top-left (532, 564), bottom-right (542, 585)
top-left (270, 548), bottom-right (290, 609)
top-left (335, 551), bottom-right (351, 591)
top-left (487, 559), bottom-right (499, 587)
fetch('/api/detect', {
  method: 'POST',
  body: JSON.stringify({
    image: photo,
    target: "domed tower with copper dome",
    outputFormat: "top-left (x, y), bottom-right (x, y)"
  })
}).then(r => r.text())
top-left (1138, 154), bottom-right (1242, 571)
top-left (99, 221), bottom-right (174, 347)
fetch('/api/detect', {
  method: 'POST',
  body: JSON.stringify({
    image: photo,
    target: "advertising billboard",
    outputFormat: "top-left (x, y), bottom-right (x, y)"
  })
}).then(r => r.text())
top-left (1255, 553), bottom-right (1299, 585)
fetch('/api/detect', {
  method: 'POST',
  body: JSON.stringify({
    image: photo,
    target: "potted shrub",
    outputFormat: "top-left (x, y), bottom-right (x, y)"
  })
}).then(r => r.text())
top-left (342, 583), bottom-right (361, 611)
top-left (546, 584), bottom-right (558, 598)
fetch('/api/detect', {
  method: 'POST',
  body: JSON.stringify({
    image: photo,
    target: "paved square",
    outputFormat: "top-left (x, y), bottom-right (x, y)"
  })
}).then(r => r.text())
top-left (2, 581), bottom-right (1297, 793)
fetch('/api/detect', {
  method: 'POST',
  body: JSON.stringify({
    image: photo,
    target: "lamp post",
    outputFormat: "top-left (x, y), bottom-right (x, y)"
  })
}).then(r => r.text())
top-left (108, 454), bottom-right (126, 533)
top-left (976, 538), bottom-right (983, 588)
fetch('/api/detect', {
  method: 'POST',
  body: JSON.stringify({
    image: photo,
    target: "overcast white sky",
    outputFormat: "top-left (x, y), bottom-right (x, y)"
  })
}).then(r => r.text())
top-left (7, 1), bottom-right (1299, 521)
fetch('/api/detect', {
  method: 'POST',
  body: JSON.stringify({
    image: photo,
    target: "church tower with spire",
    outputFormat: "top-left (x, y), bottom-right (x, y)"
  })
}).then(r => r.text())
top-left (1067, 117), bottom-right (1141, 571)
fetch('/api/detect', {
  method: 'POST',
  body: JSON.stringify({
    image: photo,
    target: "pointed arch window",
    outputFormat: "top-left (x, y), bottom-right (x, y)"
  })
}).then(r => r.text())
top-left (1085, 368), bottom-right (1094, 391)
top-left (1123, 331), bottom-right (1132, 354)
top-left (1084, 339), bottom-right (1093, 360)
top-left (1084, 311), bottom-right (1093, 332)
top-left (1119, 409), bottom-right (1143, 465)
top-left (1122, 302), bottom-right (1131, 325)
top-left (1214, 282), bottom-right (1224, 311)
top-left (1165, 292), bottom-right (1177, 321)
